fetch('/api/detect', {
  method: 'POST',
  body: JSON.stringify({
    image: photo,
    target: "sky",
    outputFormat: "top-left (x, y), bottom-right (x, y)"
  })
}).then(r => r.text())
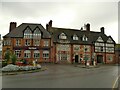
top-left (0, 0), bottom-right (119, 43)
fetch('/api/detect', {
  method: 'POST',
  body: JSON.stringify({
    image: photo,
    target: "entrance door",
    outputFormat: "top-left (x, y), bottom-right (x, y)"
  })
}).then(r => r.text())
top-left (75, 55), bottom-right (78, 63)
top-left (97, 55), bottom-right (103, 63)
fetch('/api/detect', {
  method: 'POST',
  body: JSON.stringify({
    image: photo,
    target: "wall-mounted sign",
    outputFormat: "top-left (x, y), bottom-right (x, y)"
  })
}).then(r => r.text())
top-left (28, 47), bottom-right (37, 50)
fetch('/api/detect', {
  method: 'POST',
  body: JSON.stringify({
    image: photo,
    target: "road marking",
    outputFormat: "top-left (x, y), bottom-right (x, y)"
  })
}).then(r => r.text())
top-left (112, 74), bottom-right (120, 90)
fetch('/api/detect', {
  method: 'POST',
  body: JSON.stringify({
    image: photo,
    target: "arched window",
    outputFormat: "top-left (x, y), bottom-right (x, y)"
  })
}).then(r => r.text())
top-left (24, 28), bottom-right (32, 39)
top-left (33, 28), bottom-right (41, 39)
top-left (82, 35), bottom-right (88, 41)
top-left (24, 50), bottom-right (31, 58)
top-left (73, 34), bottom-right (78, 40)
top-left (33, 50), bottom-right (40, 58)
top-left (59, 33), bottom-right (67, 39)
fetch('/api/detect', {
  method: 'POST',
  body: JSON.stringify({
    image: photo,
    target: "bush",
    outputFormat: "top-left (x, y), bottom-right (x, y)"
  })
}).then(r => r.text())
top-left (11, 54), bottom-right (17, 65)
top-left (2, 64), bottom-right (42, 72)
top-left (2, 64), bottom-right (19, 72)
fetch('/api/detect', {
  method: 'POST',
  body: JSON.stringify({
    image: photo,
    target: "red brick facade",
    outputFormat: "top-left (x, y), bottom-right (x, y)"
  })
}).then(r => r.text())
top-left (2, 21), bottom-right (116, 64)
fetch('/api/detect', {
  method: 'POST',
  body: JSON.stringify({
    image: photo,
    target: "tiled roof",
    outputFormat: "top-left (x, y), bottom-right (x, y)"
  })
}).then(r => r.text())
top-left (3, 23), bottom-right (51, 38)
top-left (51, 27), bottom-right (113, 44)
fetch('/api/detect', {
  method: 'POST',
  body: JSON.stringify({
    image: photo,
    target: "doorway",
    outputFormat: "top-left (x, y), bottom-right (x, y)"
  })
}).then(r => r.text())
top-left (75, 55), bottom-right (79, 63)
top-left (97, 55), bottom-right (103, 63)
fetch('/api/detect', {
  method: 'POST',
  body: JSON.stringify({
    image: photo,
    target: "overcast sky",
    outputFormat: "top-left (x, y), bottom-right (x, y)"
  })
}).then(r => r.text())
top-left (0, 0), bottom-right (119, 43)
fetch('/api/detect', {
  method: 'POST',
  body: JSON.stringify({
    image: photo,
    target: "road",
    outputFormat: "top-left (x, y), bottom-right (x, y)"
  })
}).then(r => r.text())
top-left (2, 64), bottom-right (120, 89)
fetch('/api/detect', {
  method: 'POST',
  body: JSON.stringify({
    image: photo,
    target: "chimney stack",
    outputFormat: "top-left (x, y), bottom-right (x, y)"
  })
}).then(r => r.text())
top-left (86, 23), bottom-right (90, 31)
top-left (49, 20), bottom-right (52, 27)
top-left (100, 27), bottom-right (105, 34)
top-left (46, 24), bottom-right (49, 30)
top-left (9, 22), bottom-right (17, 32)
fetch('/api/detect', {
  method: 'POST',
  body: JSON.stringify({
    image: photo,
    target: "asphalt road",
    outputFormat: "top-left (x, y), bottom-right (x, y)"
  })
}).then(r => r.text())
top-left (2, 64), bottom-right (120, 89)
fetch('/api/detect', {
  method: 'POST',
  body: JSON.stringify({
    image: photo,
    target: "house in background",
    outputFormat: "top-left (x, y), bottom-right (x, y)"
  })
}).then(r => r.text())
top-left (0, 34), bottom-right (2, 60)
top-left (47, 20), bottom-right (116, 64)
top-left (115, 44), bottom-right (120, 64)
top-left (2, 22), bottom-right (53, 64)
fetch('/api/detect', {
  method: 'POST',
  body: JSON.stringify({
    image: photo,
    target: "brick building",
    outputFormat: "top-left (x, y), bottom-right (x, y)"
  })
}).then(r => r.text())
top-left (2, 21), bottom-right (116, 64)
top-left (47, 20), bottom-right (116, 64)
top-left (2, 22), bottom-right (53, 63)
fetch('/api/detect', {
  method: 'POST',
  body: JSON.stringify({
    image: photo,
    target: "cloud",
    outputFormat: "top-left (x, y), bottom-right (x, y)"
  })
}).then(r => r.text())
top-left (0, 1), bottom-right (118, 42)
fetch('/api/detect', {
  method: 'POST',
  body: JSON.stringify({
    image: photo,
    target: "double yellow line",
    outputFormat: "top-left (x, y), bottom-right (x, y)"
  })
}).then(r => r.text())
top-left (112, 74), bottom-right (120, 90)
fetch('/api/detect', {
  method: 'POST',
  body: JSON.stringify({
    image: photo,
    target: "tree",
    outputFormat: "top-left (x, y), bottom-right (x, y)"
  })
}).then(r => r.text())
top-left (11, 54), bottom-right (17, 65)
top-left (4, 50), bottom-right (11, 64)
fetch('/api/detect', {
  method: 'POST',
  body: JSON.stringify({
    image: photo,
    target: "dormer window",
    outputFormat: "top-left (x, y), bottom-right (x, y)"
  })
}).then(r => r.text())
top-left (107, 37), bottom-right (113, 43)
top-left (24, 28), bottom-right (32, 39)
top-left (33, 28), bottom-right (41, 39)
top-left (82, 35), bottom-right (88, 41)
top-left (97, 36), bottom-right (104, 42)
top-left (73, 34), bottom-right (78, 40)
top-left (59, 33), bottom-right (67, 39)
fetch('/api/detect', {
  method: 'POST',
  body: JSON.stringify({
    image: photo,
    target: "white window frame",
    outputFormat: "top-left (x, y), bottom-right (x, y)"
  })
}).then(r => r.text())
top-left (33, 40), bottom-right (40, 46)
top-left (44, 40), bottom-right (49, 47)
top-left (24, 28), bottom-right (32, 39)
top-left (33, 28), bottom-right (41, 39)
top-left (15, 50), bottom-right (21, 58)
top-left (25, 39), bottom-right (31, 46)
top-left (43, 50), bottom-right (49, 58)
top-left (33, 50), bottom-right (40, 58)
top-left (16, 39), bottom-right (21, 46)
top-left (82, 35), bottom-right (88, 41)
top-left (73, 34), bottom-right (78, 40)
top-left (59, 33), bottom-right (67, 39)
top-left (24, 50), bottom-right (31, 58)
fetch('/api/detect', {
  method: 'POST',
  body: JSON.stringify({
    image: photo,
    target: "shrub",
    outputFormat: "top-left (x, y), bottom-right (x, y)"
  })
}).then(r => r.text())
top-left (11, 54), bottom-right (17, 65)
top-left (2, 64), bottom-right (19, 72)
top-left (4, 50), bottom-right (11, 64)
top-left (2, 64), bottom-right (42, 72)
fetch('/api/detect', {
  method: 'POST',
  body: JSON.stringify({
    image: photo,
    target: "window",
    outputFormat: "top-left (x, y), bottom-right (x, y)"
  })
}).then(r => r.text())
top-left (106, 47), bottom-right (114, 53)
top-left (25, 40), bottom-right (31, 46)
top-left (24, 28), bottom-right (32, 39)
top-left (96, 36), bottom-right (104, 42)
top-left (100, 46), bottom-right (103, 52)
top-left (33, 40), bottom-right (40, 46)
top-left (34, 50), bottom-right (40, 58)
top-left (82, 35), bottom-right (88, 41)
top-left (16, 39), bottom-right (21, 46)
top-left (24, 50), bottom-right (31, 58)
top-left (73, 34), bottom-right (78, 40)
top-left (14, 50), bottom-right (21, 58)
top-left (107, 38), bottom-right (113, 43)
top-left (73, 45), bottom-right (80, 51)
top-left (59, 33), bottom-right (67, 39)
top-left (33, 28), bottom-right (41, 39)
top-left (43, 50), bottom-right (49, 58)
top-left (84, 45), bottom-right (90, 52)
top-left (44, 40), bottom-right (49, 46)
top-left (3, 40), bottom-right (11, 46)
top-left (108, 55), bottom-right (113, 61)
